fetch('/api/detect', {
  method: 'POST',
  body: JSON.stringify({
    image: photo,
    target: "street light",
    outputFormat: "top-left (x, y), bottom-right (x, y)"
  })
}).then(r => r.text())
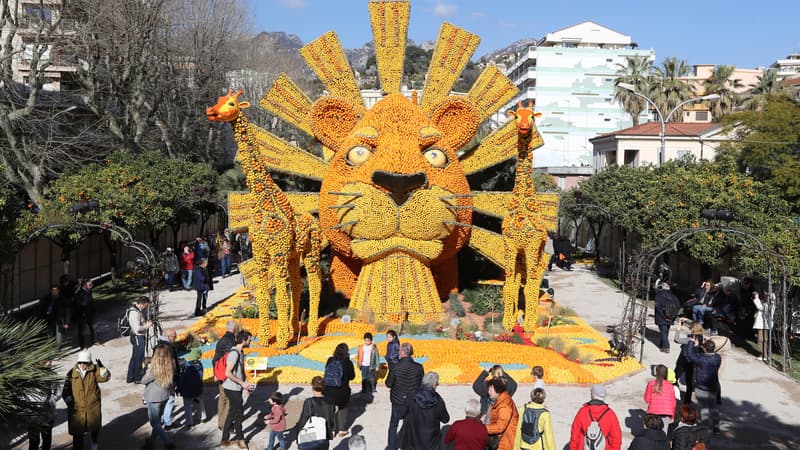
top-left (617, 82), bottom-right (720, 165)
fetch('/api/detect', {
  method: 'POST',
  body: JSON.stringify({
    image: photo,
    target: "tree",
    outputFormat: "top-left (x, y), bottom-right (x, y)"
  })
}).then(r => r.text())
top-left (0, 318), bottom-right (62, 435)
top-left (703, 64), bottom-right (743, 120)
top-left (65, 0), bottom-right (249, 162)
top-left (719, 94), bottom-right (800, 213)
top-left (742, 69), bottom-right (782, 111)
top-left (649, 57), bottom-right (694, 123)
top-left (0, 0), bottom-right (108, 204)
top-left (614, 55), bottom-right (654, 125)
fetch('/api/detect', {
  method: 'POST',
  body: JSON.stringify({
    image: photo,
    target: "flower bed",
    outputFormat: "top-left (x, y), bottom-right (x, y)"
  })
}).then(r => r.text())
top-left (179, 287), bottom-right (641, 385)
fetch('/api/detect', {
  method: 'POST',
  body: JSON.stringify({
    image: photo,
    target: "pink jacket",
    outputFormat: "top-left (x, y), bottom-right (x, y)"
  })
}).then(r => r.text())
top-left (644, 379), bottom-right (676, 419)
top-left (265, 403), bottom-right (286, 432)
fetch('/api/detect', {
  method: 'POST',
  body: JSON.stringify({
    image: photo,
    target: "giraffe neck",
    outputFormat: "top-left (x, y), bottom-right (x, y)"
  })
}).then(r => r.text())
top-left (232, 113), bottom-right (291, 216)
top-left (513, 132), bottom-right (535, 200)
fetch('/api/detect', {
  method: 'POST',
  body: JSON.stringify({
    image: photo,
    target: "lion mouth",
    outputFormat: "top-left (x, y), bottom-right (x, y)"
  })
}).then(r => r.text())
top-left (350, 237), bottom-right (444, 263)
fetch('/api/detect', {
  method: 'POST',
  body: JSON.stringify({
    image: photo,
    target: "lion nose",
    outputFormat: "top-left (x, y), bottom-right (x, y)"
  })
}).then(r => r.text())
top-left (371, 171), bottom-right (428, 206)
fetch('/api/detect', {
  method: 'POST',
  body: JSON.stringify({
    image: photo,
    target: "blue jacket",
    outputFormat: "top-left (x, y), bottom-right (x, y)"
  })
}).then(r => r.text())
top-left (684, 341), bottom-right (721, 392)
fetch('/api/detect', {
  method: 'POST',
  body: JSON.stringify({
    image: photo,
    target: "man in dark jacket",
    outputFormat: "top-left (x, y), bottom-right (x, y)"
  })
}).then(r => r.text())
top-left (213, 320), bottom-right (236, 431)
top-left (386, 342), bottom-right (424, 450)
top-left (655, 282), bottom-right (679, 353)
top-left (398, 371), bottom-right (449, 449)
top-left (684, 338), bottom-right (722, 433)
top-left (73, 278), bottom-right (97, 349)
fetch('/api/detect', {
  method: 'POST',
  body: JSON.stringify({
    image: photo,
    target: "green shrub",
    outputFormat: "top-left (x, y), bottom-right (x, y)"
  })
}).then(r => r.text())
top-left (449, 295), bottom-right (467, 317)
top-left (404, 322), bottom-right (428, 335)
top-left (535, 336), bottom-right (554, 348)
top-left (554, 304), bottom-right (577, 317)
top-left (565, 345), bottom-right (581, 361)
top-left (463, 286), bottom-right (503, 316)
top-left (548, 337), bottom-right (566, 353)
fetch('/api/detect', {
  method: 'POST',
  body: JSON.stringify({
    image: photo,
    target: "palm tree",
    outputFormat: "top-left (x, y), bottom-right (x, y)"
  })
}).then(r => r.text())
top-left (0, 318), bottom-right (62, 435)
top-left (743, 69), bottom-right (782, 111)
top-left (649, 57), bottom-right (694, 123)
top-left (703, 65), bottom-right (743, 120)
top-left (614, 55), bottom-right (654, 126)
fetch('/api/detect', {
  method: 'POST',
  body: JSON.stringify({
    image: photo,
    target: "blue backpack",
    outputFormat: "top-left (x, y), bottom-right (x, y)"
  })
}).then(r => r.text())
top-left (323, 358), bottom-right (343, 387)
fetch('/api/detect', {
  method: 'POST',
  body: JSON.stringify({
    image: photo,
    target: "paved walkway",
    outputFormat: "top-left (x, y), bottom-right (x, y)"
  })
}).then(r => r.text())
top-left (17, 266), bottom-right (800, 450)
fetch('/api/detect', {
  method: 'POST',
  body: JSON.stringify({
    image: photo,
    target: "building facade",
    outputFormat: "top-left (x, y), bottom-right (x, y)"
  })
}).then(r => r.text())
top-left (504, 21), bottom-right (654, 172)
top-left (590, 122), bottom-right (730, 171)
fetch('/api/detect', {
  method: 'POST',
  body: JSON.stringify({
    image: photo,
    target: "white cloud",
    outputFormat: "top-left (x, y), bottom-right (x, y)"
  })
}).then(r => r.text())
top-left (279, 0), bottom-right (307, 9)
top-left (432, 2), bottom-right (457, 18)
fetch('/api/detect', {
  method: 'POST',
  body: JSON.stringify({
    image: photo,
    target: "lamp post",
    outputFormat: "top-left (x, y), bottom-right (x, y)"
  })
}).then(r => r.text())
top-left (617, 83), bottom-right (720, 166)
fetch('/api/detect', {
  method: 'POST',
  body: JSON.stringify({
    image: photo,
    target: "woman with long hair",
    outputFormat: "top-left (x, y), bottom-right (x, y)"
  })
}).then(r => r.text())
top-left (322, 343), bottom-right (355, 437)
top-left (644, 364), bottom-right (676, 436)
top-left (753, 292), bottom-right (773, 360)
top-left (142, 344), bottom-right (176, 449)
top-left (297, 376), bottom-right (336, 450)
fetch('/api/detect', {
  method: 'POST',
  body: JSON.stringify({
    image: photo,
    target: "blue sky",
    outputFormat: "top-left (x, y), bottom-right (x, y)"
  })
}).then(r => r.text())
top-left (247, 0), bottom-right (799, 70)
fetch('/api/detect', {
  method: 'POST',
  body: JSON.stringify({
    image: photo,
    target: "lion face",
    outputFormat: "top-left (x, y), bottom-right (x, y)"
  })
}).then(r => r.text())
top-left (311, 93), bottom-right (479, 264)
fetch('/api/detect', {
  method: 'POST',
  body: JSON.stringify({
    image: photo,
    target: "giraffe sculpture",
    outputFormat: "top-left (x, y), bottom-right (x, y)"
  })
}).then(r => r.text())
top-left (206, 90), bottom-right (323, 348)
top-left (501, 101), bottom-right (550, 333)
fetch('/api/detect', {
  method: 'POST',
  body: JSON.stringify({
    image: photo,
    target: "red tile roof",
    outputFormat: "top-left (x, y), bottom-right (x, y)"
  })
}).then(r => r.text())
top-left (592, 121), bottom-right (720, 140)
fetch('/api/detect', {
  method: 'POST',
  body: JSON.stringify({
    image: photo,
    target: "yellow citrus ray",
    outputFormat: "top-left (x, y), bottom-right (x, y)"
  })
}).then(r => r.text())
top-left (420, 22), bottom-right (480, 111)
top-left (300, 31), bottom-right (363, 108)
top-left (466, 65), bottom-right (519, 123)
top-left (368, 0), bottom-right (410, 94)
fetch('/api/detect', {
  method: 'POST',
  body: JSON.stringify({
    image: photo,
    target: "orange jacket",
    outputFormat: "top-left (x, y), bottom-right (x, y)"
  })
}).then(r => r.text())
top-left (486, 391), bottom-right (518, 450)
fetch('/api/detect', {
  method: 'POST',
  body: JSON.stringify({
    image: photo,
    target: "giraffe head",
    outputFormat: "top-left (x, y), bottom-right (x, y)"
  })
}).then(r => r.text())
top-left (507, 100), bottom-right (542, 136)
top-left (207, 89), bottom-right (251, 122)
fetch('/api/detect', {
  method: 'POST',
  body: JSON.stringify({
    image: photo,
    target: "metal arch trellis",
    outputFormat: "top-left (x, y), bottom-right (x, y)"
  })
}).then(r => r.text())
top-left (616, 224), bottom-right (791, 371)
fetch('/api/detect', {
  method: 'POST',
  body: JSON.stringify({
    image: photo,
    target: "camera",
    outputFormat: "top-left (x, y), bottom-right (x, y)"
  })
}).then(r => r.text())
top-left (650, 364), bottom-right (657, 377)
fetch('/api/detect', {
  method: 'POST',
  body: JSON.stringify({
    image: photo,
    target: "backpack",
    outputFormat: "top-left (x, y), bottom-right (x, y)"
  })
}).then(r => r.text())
top-left (117, 306), bottom-right (137, 337)
top-left (214, 349), bottom-right (241, 382)
top-left (665, 297), bottom-right (680, 321)
top-left (584, 407), bottom-right (610, 450)
top-left (323, 358), bottom-right (343, 387)
top-left (520, 403), bottom-right (547, 445)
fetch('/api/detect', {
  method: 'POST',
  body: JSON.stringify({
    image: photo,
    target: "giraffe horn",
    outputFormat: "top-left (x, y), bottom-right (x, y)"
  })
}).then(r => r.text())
top-left (234, 89), bottom-right (244, 99)
top-left (226, 89), bottom-right (233, 97)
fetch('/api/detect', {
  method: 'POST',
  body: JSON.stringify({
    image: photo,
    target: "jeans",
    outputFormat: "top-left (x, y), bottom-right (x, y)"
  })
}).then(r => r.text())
top-left (183, 396), bottom-right (207, 426)
top-left (221, 255), bottom-right (231, 276)
top-left (147, 400), bottom-right (171, 446)
top-left (164, 271), bottom-right (175, 289)
top-left (268, 430), bottom-right (287, 450)
top-left (127, 334), bottom-right (146, 383)
top-left (161, 395), bottom-right (175, 427)
top-left (181, 269), bottom-right (193, 289)
top-left (360, 366), bottom-right (375, 393)
top-left (695, 388), bottom-right (719, 430)
top-left (693, 305), bottom-right (713, 323)
top-left (658, 324), bottom-right (670, 350)
top-left (222, 389), bottom-right (244, 441)
top-left (387, 402), bottom-right (403, 450)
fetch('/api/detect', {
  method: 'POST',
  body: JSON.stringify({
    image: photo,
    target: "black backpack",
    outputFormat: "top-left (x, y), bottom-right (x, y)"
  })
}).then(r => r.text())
top-left (665, 297), bottom-right (680, 320)
top-left (117, 306), bottom-right (137, 336)
top-left (520, 403), bottom-right (548, 445)
top-left (323, 358), bottom-right (343, 387)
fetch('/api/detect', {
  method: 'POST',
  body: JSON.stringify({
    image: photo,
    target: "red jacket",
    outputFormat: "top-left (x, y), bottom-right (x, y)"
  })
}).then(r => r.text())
top-left (569, 401), bottom-right (622, 450)
top-left (180, 252), bottom-right (195, 270)
top-left (444, 417), bottom-right (488, 450)
top-left (644, 379), bottom-right (676, 419)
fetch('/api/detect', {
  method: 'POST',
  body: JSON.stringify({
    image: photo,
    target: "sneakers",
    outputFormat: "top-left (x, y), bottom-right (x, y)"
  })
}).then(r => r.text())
top-left (710, 330), bottom-right (719, 336)
top-left (219, 441), bottom-right (234, 447)
top-left (235, 440), bottom-right (248, 449)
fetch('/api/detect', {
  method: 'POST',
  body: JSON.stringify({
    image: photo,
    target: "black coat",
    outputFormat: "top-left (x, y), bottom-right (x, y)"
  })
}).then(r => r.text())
top-left (655, 289), bottom-right (679, 326)
top-left (628, 428), bottom-right (670, 450)
top-left (669, 423), bottom-right (703, 450)
top-left (398, 386), bottom-right (450, 450)
top-left (386, 356), bottom-right (424, 405)
top-left (684, 342), bottom-right (721, 392)
top-left (323, 357), bottom-right (355, 407)
top-left (471, 371), bottom-right (518, 416)
top-left (297, 395), bottom-right (336, 442)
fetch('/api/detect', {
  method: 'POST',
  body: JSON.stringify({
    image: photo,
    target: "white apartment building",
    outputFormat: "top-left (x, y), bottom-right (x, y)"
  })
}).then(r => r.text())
top-left (504, 21), bottom-right (654, 180)
top-left (770, 54), bottom-right (800, 79)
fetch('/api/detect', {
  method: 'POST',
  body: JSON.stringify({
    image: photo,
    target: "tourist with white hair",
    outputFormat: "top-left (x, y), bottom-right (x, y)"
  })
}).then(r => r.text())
top-left (444, 397), bottom-right (488, 450)
top-left (347, 434), bottom-right (366, 450)
top-left (397, 371), bottom-right (450, 449)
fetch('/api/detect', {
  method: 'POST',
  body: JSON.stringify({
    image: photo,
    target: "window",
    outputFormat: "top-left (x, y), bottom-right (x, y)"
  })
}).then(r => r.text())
top-left (604, 118), bottom-right (611, 122)
top-left (676, 150), bottom-right (692, 159)
top-left (695, 111), bottom-right (708, 121)
top-left (606, 58), bottom-right (613, 62)
top-left (564, 43), bottom-right (578, 48)
top-left (624, 149), bottom-right (639, 167)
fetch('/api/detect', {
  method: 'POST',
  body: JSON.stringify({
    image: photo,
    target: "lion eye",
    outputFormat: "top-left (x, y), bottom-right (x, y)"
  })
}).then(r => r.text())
top-left (346, 146), bottom-right (372, 166)
top-left (423, 148), bottom-right (448, 168)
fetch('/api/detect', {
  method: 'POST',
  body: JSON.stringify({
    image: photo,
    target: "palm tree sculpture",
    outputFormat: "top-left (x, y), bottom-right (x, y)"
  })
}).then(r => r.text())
top-left (614, 55), bottom-right (654, 126)
top-left (703, 64), bottom-right (743, 120)
top-left (650, 57), bottom-right (694, 123)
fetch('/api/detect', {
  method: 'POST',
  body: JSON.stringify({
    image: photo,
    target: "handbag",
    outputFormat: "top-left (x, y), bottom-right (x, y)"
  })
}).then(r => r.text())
top-left (485, 433), bottom-right (500, 450)
top-left (297, 415), bottom-right (327, 444)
